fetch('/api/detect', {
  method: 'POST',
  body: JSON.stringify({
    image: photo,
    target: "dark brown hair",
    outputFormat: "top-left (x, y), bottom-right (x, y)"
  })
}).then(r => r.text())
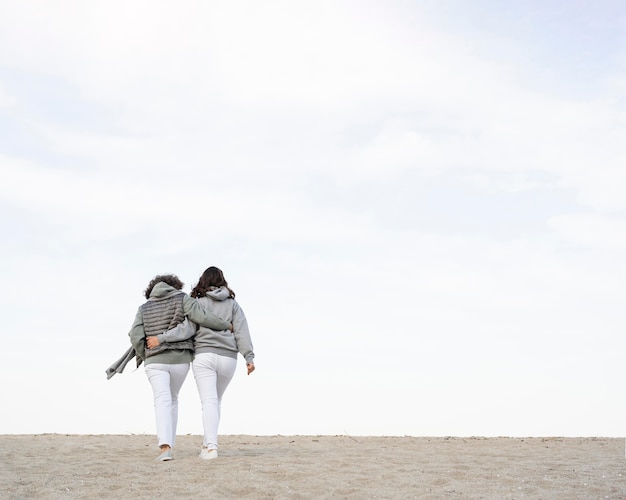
top-left (144, 274), bottom-right (184, 299)
top-left (190, 266), bottom-right (235, 299)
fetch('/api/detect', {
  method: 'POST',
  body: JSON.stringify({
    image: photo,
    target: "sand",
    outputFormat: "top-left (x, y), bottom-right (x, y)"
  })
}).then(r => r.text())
top-left (2, 434), bottom-right (625, 499)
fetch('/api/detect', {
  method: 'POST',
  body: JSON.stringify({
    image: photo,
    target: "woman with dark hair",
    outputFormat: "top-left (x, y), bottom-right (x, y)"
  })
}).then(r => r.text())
top-left (129, 273), bottom-right (231, 461)
top-left (149, 266), bottom-right (255, 460)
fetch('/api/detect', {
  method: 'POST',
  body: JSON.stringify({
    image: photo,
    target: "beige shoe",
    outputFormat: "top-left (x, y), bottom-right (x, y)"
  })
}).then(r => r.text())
top-left (199, 448), bottom-right (218, 460)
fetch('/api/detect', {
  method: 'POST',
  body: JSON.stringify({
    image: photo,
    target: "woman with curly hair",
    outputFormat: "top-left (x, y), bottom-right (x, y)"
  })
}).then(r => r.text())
top-left (129, 273), bottom-right (231, 461)
top-left (149, 266), bottom-right (255, 460)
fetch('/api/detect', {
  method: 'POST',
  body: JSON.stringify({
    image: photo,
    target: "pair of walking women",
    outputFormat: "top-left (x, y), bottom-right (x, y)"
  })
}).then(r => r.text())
top-left (128, 266), bottom-right (255, 461)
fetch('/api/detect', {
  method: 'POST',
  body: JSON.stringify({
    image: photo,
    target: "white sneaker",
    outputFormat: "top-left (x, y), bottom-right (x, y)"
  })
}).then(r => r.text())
top-left (199, 448), bottom-right (218, 460)
top-left (156, 449), bottom-right (173, 461)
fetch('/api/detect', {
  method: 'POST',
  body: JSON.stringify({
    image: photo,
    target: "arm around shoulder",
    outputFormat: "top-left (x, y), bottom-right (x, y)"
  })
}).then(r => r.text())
top-left (183, 295), bottom-right (230, 331)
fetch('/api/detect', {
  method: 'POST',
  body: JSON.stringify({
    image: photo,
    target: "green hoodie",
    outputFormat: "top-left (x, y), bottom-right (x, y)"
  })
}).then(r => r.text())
top-left (128, 282), bottom-right (230, 365)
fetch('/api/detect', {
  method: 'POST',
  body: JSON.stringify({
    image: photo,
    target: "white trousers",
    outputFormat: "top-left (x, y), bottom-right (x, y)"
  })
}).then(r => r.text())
top-left (192, 353), bottom-right (237, 450)
top-left (145, 362), bottom-right (190, 448)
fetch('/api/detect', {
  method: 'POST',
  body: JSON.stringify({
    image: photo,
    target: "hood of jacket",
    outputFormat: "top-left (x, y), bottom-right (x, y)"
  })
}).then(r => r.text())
top-left (149, 282), bottom-right (184, 300)
top-left (205, 286), bottom-right (231, 301)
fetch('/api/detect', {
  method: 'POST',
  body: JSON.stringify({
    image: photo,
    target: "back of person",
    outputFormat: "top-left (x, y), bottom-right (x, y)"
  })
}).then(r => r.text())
top-left (188, 266), bottom-right (255, 460)
top-left (194, 286), bottom-right (242, 358)
top-left (198, 286), bottom-right (234, 323)
top-left (141, 284), bottom-right (193, 360)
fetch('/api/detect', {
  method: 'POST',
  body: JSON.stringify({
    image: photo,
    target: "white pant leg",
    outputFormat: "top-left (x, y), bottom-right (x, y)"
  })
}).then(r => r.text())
top-left (145, 363), bottom-right (190, 448)
top-left (192, 353), bottom-right (237, 450)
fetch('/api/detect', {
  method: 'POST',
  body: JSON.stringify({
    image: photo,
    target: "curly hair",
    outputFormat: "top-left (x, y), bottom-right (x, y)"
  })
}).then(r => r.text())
top-left (190, 266), bottom-right (235, 299)
top-left (144, 274), bottom-right (184, 299)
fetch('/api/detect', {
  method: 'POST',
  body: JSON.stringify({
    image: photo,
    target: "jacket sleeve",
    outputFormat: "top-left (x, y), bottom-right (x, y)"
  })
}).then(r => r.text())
top-left (157, 318), bottom-right (197, 344)
top-left (183, 295), bottom-right (231, 330)
top-left (105, 346), bottom-right (136, 379)
top-left (128, 308), bottom-right (146, 360)
top-left (232, 301), bottom-right (255, 364)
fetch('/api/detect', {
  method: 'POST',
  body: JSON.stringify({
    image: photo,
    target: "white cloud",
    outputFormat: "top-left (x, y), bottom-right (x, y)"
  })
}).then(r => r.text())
top-left (3, 0), bottom-right (625, 214)
top-left (0, 150), bottom-right (377, 251)
top-left (0, 79), bottom-right (17, 106)
top-left (548, 213), bottom-right (626, 249)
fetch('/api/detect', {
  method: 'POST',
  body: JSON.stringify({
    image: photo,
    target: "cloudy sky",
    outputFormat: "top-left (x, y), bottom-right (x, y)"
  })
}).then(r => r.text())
top-left (2, 0), bottom-right (626, 437)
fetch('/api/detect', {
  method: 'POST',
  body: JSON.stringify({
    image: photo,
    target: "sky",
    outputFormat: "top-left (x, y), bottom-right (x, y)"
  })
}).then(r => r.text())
top-left (1, 0), bottom-right (626, 437)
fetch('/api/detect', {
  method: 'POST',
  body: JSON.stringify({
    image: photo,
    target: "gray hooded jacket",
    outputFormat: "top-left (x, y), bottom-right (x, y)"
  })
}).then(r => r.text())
top-left (158, 286), bottom-right (254, 364)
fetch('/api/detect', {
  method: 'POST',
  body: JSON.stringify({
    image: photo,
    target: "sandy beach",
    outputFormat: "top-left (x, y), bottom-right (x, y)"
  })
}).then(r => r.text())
top-left (2, 434), bottom-right (624, 499)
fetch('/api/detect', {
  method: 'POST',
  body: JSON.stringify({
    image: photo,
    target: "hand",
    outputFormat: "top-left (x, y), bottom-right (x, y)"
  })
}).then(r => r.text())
top-left (146, 336), bottom-right (160, 349)
top-left (229, 323), bottom-right (234, 332)
top-left (247, 363), bottom-right (255, 375)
